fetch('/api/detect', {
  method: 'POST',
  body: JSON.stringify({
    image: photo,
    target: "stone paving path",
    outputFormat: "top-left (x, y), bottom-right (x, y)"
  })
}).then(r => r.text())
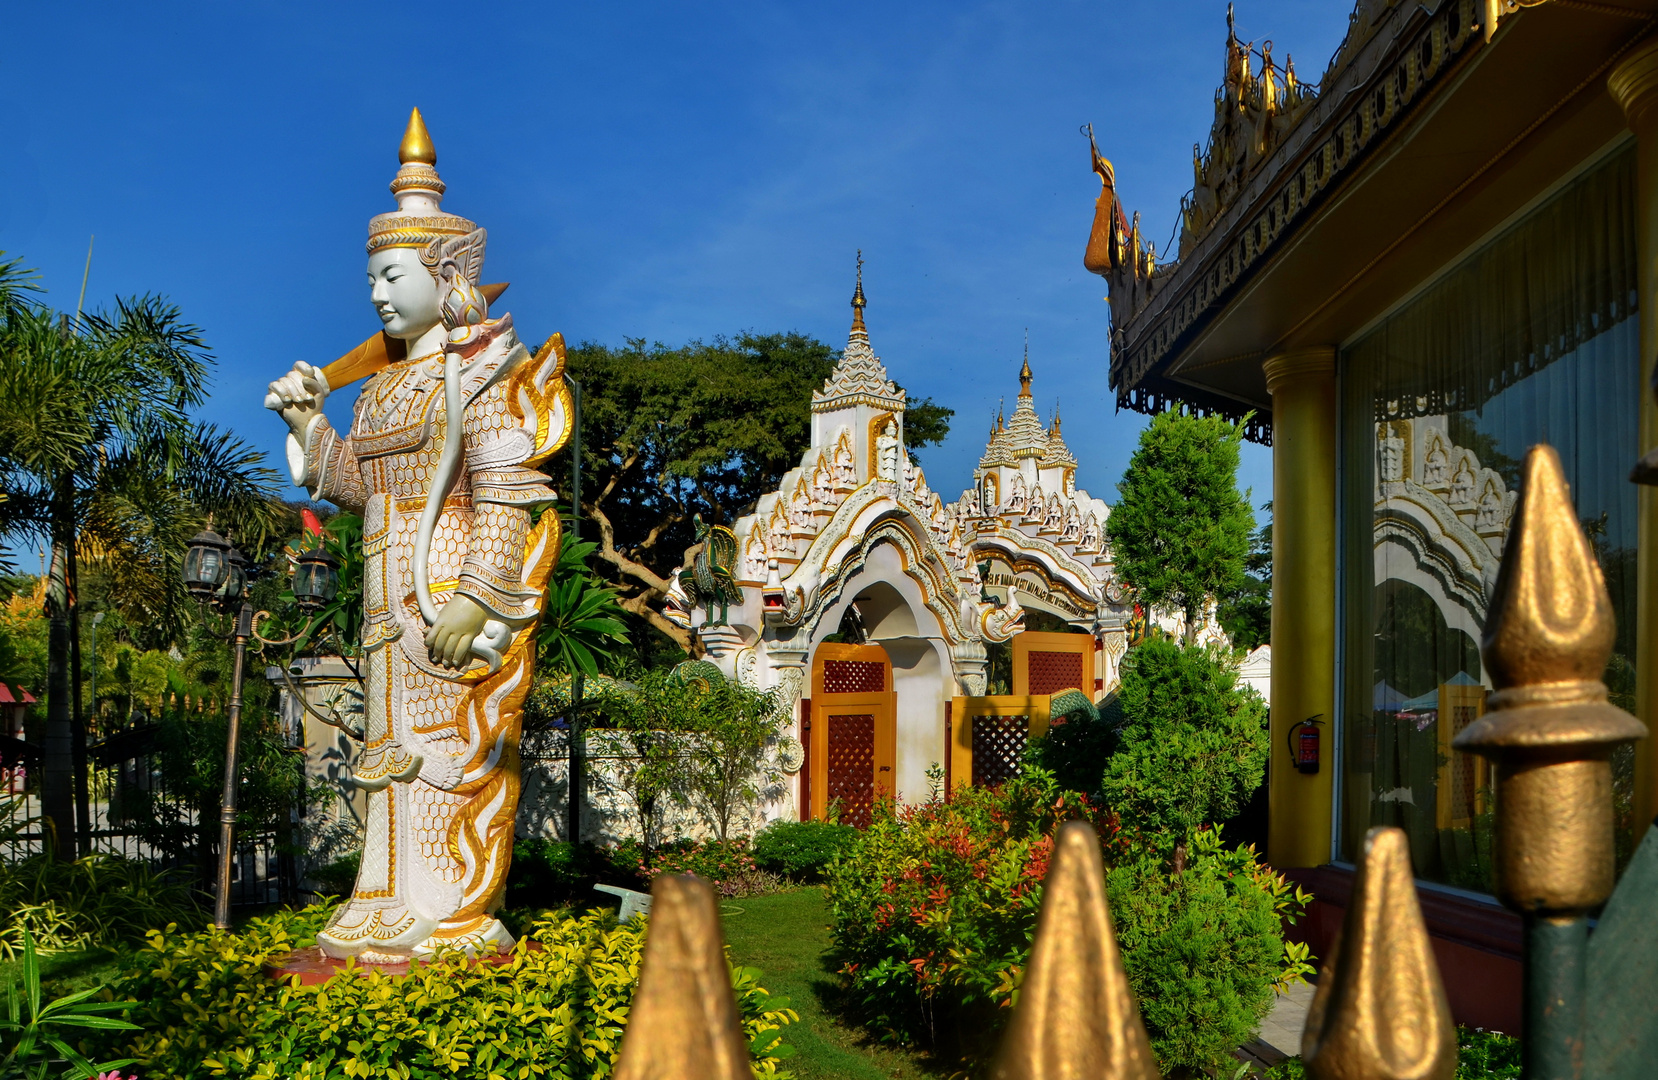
top-left (1237, 979), bottom-right (1317, 1073)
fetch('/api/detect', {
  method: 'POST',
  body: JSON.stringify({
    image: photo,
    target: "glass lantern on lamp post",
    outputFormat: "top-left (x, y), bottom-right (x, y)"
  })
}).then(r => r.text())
top-left (184, 527), bottom-right (232, 602)
top-left (291, 546), bottom-right (339, 613)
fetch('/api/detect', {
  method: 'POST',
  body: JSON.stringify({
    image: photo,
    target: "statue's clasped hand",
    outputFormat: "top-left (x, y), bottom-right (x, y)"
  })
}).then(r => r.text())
top-left (265, 361), bottom-right (330, 437)
top-left (425, 593), bottom-right (490, 670)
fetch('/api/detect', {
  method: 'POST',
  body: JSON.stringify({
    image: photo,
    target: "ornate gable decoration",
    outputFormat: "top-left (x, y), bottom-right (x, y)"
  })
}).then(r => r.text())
top-left (1085, 0), bottom-right (1482, 441)
top-left (1180, 4), bottom-right (1318, 255)
top-left (811, 261), bottom-right (906, 415)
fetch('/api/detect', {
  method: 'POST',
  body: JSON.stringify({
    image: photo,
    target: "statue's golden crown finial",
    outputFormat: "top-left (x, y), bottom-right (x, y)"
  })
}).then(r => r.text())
top-left (368, 107), bottom-right (476, 256)
top-left (399, 107), bottom-right (437, 166)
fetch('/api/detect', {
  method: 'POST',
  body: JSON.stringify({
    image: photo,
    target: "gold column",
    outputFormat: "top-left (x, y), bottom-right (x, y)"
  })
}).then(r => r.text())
top-left (1265, 348), bottom-right (1338, 868)
top-left (1610, 42), bottom-right (1658, 830)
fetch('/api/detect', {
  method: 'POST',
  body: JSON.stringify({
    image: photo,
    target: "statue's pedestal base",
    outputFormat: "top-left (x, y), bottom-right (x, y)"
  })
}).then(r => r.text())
top-left (267, 942), bottom-right (541, 986)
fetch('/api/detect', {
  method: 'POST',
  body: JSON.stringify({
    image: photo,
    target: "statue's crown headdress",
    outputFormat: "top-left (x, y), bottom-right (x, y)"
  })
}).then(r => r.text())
top-left (367, 108), bottom-right (479, 262)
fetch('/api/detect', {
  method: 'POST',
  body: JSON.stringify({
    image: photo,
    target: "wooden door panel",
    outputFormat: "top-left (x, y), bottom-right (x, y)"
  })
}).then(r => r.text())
top-left (811, 691), bottom-right (894, 823)
top-left (810, 643), bottom-right (895, 824)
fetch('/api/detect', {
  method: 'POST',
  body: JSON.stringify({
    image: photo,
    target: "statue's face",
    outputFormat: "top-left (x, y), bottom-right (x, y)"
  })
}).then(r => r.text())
top-left (368, 248), bottom-right (443, 341)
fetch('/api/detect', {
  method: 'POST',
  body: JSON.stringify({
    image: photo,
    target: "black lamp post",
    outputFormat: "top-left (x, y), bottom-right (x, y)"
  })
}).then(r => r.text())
top-left (183, 526), bottom-right (254, 930)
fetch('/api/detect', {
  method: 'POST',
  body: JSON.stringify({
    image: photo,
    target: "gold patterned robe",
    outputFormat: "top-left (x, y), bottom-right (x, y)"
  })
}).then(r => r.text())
top-left (291, 314), bottom-right (567, 959)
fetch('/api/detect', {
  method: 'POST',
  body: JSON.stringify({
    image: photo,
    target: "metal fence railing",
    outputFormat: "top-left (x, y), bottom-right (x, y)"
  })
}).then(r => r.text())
top-left (0, 752), bottom-right (298, 909)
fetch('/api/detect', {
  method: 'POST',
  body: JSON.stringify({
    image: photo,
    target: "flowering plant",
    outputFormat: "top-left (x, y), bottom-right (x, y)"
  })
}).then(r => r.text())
top-left (827, 769), bottom-right (1118, 1058)
top-left (643, 838), bottom-right (758, 883)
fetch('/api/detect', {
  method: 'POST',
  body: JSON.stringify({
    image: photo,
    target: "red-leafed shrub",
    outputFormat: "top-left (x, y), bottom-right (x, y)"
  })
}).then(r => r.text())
top-left (826, 769), bottom-right (1309, 1077)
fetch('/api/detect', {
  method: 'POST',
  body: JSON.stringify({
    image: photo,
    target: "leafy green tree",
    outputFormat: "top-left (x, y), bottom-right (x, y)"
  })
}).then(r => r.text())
top-left (1106, 409), bottom-right (1254, 644)
top-left (676, 676), bottom-right (784, 843)
top-left (556, 332), bottom-right (950, 651)
top-left (1217, 513), bottom-right (1271, 652)
top-left (1099, 638), bottom-right (1268, 853)
top-left (0, 253), bottom-right (283, 858)
top-left (582, 671), bottom-right (698, 855)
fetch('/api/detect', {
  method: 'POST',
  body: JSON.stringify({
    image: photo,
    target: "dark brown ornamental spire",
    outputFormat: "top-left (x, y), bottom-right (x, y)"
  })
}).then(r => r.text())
top-left (851, 249), bottom-right (867, 331)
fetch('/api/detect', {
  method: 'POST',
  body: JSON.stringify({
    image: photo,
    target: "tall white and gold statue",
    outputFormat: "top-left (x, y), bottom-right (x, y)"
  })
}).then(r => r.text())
top-left (267, 108), bottom-right (570, 962)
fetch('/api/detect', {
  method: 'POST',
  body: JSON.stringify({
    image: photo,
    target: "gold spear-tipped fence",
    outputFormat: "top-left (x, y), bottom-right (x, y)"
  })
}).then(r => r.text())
top-left (611, 443), bottom-right (1657, 1080)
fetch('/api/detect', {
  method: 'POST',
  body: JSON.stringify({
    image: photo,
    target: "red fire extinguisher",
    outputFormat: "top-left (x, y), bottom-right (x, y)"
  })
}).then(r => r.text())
top-left (1288, 714), bottom-right (1325, 774)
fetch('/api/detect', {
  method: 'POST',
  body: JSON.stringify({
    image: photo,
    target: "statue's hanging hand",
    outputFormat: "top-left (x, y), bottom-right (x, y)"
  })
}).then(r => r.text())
top-left (425, 592), bottom-right (490, 669)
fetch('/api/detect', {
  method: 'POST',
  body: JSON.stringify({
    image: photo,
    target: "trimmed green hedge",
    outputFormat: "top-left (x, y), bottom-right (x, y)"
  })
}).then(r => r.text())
top-left (752, 821), bottom-right (862, 882)
top-left (90, 904), bottom-right (797, 1079)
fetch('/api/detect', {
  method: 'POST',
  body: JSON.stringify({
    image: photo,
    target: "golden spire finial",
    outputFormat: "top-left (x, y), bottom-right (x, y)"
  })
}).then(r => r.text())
top-left (613, 875), bottom-right (753, 1080)
top-left (1019, 337), bottom-right (1033, 399)
top-left (851, 250), bottom-right (867, 332)
top-left (1482, 443), bottom-right (1614, 690)
top-left (1454, 444), bottom-right (1646, 914)
top-left (399, 107), bottom-right (436, 166)
top-left (990, 822), bottom-right (1158, 1080)
top-left (1301, 827), bottom-right (1456, 1080)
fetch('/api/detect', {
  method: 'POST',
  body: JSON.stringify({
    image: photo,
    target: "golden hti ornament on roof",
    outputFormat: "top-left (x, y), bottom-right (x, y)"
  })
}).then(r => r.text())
top-left (811, 253), bottom-right (905, 415)
top-left (1083, 6), bottom-right (1317, 338)
top-left (1182, 4), bottom-right (1317, 254)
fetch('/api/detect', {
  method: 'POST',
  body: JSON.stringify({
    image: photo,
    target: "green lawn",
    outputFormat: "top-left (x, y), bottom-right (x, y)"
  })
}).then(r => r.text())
top-left (720, 887), bottom-right (943, 1080)
top-left (0, 945), bottom-right (122, 997)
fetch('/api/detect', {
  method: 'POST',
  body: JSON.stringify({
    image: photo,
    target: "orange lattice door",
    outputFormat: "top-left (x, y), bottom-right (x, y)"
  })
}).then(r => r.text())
top-left (1013, 631), bottom-right (1095, 697)
top-left (948, 695), bottom-right (1052, 795)
top-left (1436, 681), bottom-right (1490, 830)
top-left (810, 643), bottom-right (896, 827)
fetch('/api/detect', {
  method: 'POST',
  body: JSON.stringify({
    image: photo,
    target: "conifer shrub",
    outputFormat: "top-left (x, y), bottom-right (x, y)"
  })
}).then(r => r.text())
top-left (92, 903), bottom-right (798, 1079)
top-left (824, 770), bottom-right (1306, 1077)
top-left (1099, 637), bottom-right (1269, 836)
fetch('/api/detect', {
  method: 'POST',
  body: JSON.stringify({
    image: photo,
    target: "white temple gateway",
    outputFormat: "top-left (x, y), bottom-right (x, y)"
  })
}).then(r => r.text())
top-left (663, 275), bottom-right (1206, 826)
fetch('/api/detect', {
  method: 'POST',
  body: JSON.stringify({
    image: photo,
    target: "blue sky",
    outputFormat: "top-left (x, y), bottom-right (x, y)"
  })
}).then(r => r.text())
top-left (4, 1), bottom-right (1354, 536)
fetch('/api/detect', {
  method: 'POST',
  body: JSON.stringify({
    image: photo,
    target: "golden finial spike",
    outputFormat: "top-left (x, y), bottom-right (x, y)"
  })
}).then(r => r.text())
top-left (1453, 444), bottom-right (1645, 913)
top-left (1302, 827), bottom-right (1456, 1080)
top-left (1482, 444), bottom-right (1614, 690)
top-left (990, 822), bottom-right (1159, 1080)
top-left (399, 107), bottom-right (437, 166)
top-left (614, 875), bottom-right (752, 1080)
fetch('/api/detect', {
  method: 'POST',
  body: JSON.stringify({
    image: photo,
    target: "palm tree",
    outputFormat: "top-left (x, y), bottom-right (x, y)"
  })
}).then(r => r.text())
top-left (0, 253), bottom-right (283, 858)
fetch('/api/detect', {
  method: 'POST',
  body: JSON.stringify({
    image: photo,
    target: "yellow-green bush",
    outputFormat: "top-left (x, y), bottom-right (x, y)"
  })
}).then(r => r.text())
top-left (92, 904), bottom-right (797, 1079)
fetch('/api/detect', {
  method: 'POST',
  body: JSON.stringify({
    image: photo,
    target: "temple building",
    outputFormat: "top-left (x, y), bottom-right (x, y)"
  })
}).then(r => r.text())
top-left (1085, 0), bottom-right (1658, 1031)
top-left (665, 276), bottom-right (1177, 828)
